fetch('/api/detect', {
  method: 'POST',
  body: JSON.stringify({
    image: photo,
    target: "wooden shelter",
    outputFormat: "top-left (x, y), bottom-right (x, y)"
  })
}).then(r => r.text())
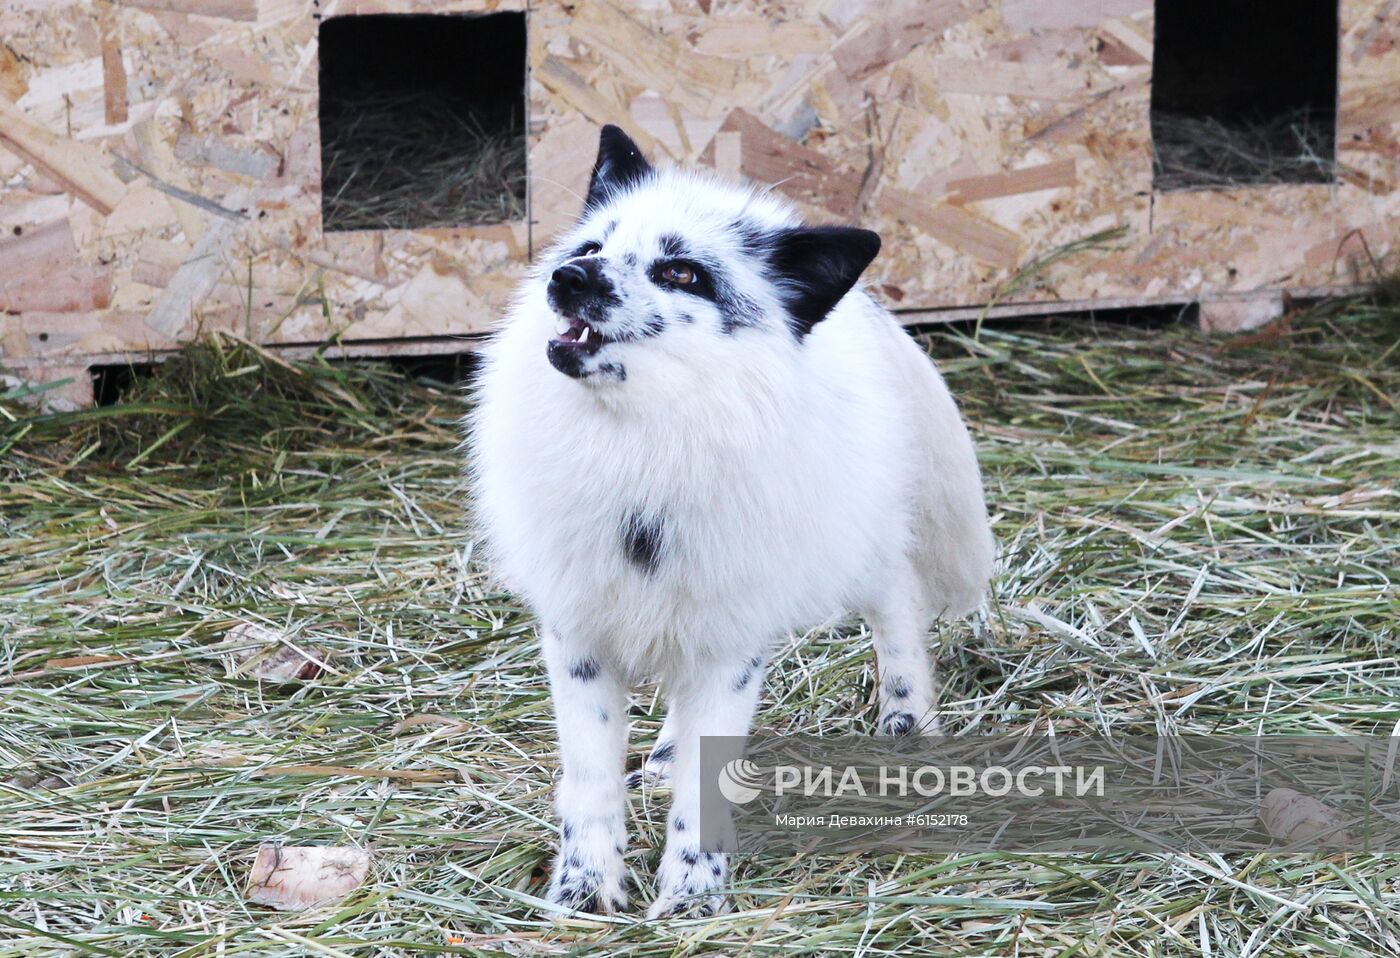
top-left (1, 0), bottom-right (1397, 406)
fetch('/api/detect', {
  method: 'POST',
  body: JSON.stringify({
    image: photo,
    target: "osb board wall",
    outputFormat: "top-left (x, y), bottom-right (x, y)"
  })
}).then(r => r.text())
top-left (1, 0), bottom-right (1397, 374)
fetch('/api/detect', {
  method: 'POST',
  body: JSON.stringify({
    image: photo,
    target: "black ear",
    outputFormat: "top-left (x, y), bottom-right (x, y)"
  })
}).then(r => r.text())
top-left (585, 125), bottom-right (653, 211)
top-left (767, 226), bottom-right (881, 336)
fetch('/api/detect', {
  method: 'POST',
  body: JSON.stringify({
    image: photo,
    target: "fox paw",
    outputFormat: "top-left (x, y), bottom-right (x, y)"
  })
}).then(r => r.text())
top-left (877, 709), bottom-right (940, 737)
top-left (647, 847), bottom-right (727, 919)
top-left (546, 840), bottom-right (627, 914)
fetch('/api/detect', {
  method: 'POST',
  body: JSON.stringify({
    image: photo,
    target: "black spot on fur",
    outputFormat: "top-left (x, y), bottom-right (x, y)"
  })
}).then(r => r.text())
top-left (659, 233), bottom-right (686, 258)
top-left (598, 707), bottom-right (609, 723)
top-left (646, 249), bottom-right (758, 334)
top-left (650, 740), bottom-right (675, 764)
top-left (732, 219), bottom-right (771, 256)
top-left (673, 816), bottom-right (686, 832)
top-left (622, 511), bottom-right (664, 575)
top-left (549, 851), bottom-right (628, 914)
top-left (716, 283), bottom-right (762, 333)
top-left (879, 711), bottom-right (917, 736)
top-left (643, 313), bottom-right (666, 336)
top-left (731, 654), bottom-right (764, 692)
top-left (887, 676), bottom-right (911, 699)
top-left (569, 657), bottom-right (600, 682)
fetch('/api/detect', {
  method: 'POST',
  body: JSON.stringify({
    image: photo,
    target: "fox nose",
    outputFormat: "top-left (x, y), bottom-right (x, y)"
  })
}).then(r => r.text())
top-left (549, 262), bottom-right (591, 296)
top-left (548, 258), bottom-right (613, 315)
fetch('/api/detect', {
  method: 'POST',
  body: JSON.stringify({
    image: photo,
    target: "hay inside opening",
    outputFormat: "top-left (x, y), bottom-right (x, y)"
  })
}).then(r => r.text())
top-left (318, 12), bottom-right (527, 232)
top-left (1150, 0), bottom-right (1338, 191)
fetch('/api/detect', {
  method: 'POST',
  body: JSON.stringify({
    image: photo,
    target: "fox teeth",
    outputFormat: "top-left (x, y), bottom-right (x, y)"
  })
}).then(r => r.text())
top-left (579, 326), bottom-right (590, 344)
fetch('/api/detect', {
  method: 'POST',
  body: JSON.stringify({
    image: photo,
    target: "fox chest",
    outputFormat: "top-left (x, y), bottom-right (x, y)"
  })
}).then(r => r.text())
top-left (505, 434), bottom-right (891, 652)
top-left (525, 490), bottom-right (813, 661)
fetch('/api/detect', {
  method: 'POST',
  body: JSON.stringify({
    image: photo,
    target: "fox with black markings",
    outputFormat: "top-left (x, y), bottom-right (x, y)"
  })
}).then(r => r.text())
top-left (467, 126), bottom-right (993, 918)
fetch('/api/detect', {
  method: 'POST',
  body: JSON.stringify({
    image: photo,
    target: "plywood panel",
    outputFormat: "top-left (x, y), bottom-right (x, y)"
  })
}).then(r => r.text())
top-left (0, 0), bottom-right (1396, 381)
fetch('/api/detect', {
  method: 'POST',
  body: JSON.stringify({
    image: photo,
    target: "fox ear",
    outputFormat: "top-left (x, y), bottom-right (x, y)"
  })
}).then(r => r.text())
top-left (767, 226), bottom-right (881, 336)
top-left (585, 125), bottom-right (653, 211)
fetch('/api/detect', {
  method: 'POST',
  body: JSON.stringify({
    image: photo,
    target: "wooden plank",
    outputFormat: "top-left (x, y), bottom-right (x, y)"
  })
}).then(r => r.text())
top-left (135, 121), bottom-right (206, 242)
top-left (1097, 17), bottom-right (1153, 64)
top-left (533, 56), bottom-right (661, 156)
top-left (145, 191), bottom-right (247, 336)
top-left (98, 3), bottom-right (129, 125)
top-left (1153, 191), bottom-right (1293, 232)
top-left (947, 159), bottom-right (1077, 204)
top-left (5, 281), bottom-right (1380, 386)
top-left (1000, 0), bottom-right (1150, 31)
top-left (17, 363), bottom-right (93, 412)
top-left (934, 58), bottom-right (1115, 101)
top-left (878, 186), bottom-right (1023, 268)
top-left (0, 0), bottom-right (1395, 355)
top-left (1302, 222), bottom-right (1394, 271)
top-left (567, 1), bottom-right (740, 116)
top-left (0, 96), bottom-right (126, 214)
top-left (0, 217), bottom-right (77, 273)
top-left (1337, 162), bottom-right (1396, 195)
top-left (712, 131), bottom-right (742, 179)
top-left (0, 219), bottom-right (110, 311)
top-left (700, 109), bottom-right (864, 218)
top-left (692, 20), bottom-right (832, 56)
top-left (114, 0), bottom-right (258, 21)
top-left (0, 265), bottom-right (112, 312)
top-left (1198, 293), bottom-right (1285, 334)
top-left (831, 1), bottom-right (981, 81)
top-left (0, 44), bottom-right (27, 102)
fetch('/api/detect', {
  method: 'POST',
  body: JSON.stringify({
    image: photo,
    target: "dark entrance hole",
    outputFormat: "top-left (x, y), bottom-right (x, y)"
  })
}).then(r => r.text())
top-left (318, 12), bottom-right (527, 231)
top-left (1151, 0), bottom-right (1338, 191)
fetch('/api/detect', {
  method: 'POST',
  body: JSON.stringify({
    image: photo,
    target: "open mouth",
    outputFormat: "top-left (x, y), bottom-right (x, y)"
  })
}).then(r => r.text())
top-left (546, 314), bottom-right (618, 379)
top-left (549, 315), bottom-right (609, 356)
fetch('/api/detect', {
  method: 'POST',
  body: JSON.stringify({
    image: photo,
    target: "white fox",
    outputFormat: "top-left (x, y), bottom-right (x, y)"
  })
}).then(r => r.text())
top-left (467, 126), bottom-right (993, 917)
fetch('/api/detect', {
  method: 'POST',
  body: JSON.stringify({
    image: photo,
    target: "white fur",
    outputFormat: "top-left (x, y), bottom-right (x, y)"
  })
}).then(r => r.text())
top-left (467, 162), bottom-right (993, 916)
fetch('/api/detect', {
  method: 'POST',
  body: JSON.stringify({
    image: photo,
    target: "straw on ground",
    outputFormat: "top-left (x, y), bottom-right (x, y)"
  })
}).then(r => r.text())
top-left (1, 299), bottom-right (1397, 955)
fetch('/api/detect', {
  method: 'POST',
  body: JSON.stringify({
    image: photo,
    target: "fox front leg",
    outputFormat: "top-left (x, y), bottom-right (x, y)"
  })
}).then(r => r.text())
top-left (541, 631), bottom-right (630, 914)
top-left (648, 653), bottom-right (765, 918)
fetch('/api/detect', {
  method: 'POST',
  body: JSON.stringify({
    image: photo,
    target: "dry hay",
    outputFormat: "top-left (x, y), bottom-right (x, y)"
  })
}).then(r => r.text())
top-left (320, 89), bottom-right (526, 232)
top-left (1152, 106), bottom-right (1336, 191)
top-left (1, 296), bottom-right (1398, 955)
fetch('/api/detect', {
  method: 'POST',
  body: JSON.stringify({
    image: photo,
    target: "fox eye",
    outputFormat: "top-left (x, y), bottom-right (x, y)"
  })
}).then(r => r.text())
top-left (577, 241), bottom-right (602, 257)
top-left (659, 261), bottom-right (697, 285)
